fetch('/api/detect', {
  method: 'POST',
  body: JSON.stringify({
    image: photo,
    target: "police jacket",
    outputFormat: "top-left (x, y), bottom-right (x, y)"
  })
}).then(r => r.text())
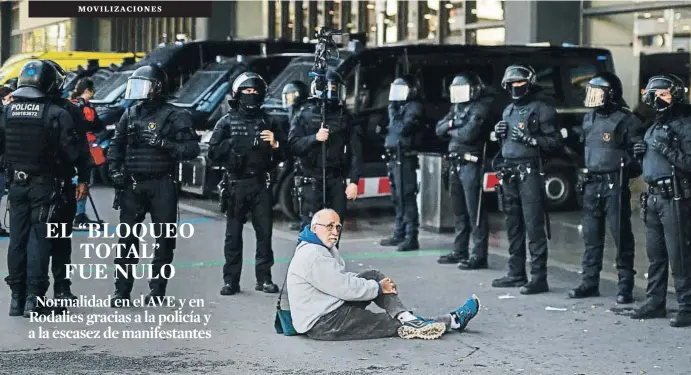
top-left (436, 93), bottom-right (495, 155)
top-left (582, 106), bottom-right (642, 176)
top-left (384, 100), bottom-right (424, 152)
top-left (642, 107), bottom-right (691, 183)
top-left (52, 96), bottom-right (92, 183)
top-left (500, 92), bottom-right (563, 162)
top-left (207, 105), bottom-right (286, 178)
top-left (288, 100), bottom-right (363, 184)
top-left (0, 96), bottom-right (81, 178)
top-left (108, 100), bottom-right (201, 176)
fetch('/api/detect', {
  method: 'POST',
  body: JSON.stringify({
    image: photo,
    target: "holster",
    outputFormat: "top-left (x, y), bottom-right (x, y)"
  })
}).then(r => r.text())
top-left (218, 176), bottom-right (229, 214)
top-left (639, 192), bottom-right (648, 223)
top-left (576, 169), bottom-right (591, 196)
top-left (495, 182), bottom-right (505, 213)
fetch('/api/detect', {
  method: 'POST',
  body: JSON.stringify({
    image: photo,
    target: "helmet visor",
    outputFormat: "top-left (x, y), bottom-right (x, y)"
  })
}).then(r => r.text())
top-left (326, 82), bottom-right (344, 101)
top-left (584, 86), bottom-right (605, 108)
top-left (388, 84), bottom-right (409, 102)
top-left (125, 78), bottom-right (152, 100)
top-left (450, 84), bottom-right (471, 103)
top-left (282, 91), bottom-right (299, 108)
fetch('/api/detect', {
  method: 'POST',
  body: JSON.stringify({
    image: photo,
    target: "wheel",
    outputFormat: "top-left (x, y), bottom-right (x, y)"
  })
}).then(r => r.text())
top-left (544, 171), bottom-right (575, 211)
top-left (278, 172), bottom-right (299, 221)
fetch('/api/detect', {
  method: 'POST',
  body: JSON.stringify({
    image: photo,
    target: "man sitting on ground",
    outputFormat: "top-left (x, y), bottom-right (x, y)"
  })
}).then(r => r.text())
top-left (287, 208), bottom-right (480, 340)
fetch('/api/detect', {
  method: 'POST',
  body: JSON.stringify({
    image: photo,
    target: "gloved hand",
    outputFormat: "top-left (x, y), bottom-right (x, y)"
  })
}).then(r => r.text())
top-left (139, 131), bottom-right (165, 148)
top-left (109, 170), bottom-right (125, 188)
top-left (651, 134), bottom-right (674, 156)
top-left (633, 141), bottom-right (647, 158)
top-left (494, 121), bottom-right (508, 138)
top-left (511, 127), bottom-right (538, 147)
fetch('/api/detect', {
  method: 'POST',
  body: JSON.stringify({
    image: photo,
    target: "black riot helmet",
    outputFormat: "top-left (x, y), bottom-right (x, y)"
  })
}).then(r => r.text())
top-left (282, 80), bottom-right (308, 109)
top-left (583, 72), bottom-right (624, 108)
top-left (642, 74), bottom-right (686, 112)
top-left (449, 72), bottom-right (485, 104)
top-left (231, 71), bottom-right (267, 109)
top-left (501, 64), bottom-right (536, 100)
top-left (124, 64), bottom-right (169, 100)
top-left (388, 75), bottom-right (419, 102)
top-left (311, 69), bottom-right (345, 102)
top-left (13, 60), bottom-right (60, 98)
top-left (43, 60), bottom-right (68, 96)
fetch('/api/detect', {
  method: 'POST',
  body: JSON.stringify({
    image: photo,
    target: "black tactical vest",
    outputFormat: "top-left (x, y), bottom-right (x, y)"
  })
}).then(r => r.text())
top-left (301, 104), bottom-right (348, 172)
top-left (448, 102), bottom-right (482, 154)
top-left (642, 120), bottom-right (682, 183)
top-left (3, 99), bottom-right (55, 175)
top-left (501, 102), bottom-right (541, 160)
top-left (583, 110), bottom-right (628, 173)
top-left (124, 104), bottom-right (176, 174)
top-left (225, 111), bottom-right (273, 176)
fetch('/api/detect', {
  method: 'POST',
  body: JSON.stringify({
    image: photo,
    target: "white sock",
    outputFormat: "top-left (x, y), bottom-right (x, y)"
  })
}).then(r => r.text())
top-left (449, 313), bottom-right (461, 330)
top-left (396, 311), bottom-right (418, 324)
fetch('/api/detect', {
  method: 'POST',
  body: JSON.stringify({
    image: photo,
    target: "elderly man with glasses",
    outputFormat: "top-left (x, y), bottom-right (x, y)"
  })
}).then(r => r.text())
top-left (286, 208), bottom-right (481, 340)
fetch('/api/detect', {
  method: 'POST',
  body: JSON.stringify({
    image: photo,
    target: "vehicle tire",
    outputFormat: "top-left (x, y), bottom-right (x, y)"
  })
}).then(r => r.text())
top-left (278, 172), bottom-right (299, 221)
top-left (544, 171), bottom-right (574, 211)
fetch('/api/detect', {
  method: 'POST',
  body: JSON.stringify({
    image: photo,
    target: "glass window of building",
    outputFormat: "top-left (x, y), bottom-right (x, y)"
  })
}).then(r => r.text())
top-left (467, 27), bottom-right (505, 45)
top-left (421, 0), bottom-right (439, 40)
top-left (384, 0), bottom-right (398, 44)
top-left (445, 1), bottom-right (464, 40)
top-left (465, 0), bottom-right (504, 23)
top-left (366, 1), bottom-right (377, 46)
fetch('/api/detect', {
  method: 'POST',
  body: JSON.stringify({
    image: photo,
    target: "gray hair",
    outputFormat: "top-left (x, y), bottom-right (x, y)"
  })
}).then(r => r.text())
top-left (311, 209), bottom-right (339, 229)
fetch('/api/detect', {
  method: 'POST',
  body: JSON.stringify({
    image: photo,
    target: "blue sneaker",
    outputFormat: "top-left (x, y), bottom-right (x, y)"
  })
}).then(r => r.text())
top-left (452, 294), bottom-right (480, 332)
top-left (397, 319), bottom-right (446, 340)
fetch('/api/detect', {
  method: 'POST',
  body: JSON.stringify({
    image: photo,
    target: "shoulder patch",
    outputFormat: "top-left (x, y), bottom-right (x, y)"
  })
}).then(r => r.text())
top-left (6, 102), bottom-right (46, 119)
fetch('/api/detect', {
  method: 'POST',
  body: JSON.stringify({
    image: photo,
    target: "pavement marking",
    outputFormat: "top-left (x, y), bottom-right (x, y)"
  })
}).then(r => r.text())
top-left (178, 203), bottom-right (222, 218)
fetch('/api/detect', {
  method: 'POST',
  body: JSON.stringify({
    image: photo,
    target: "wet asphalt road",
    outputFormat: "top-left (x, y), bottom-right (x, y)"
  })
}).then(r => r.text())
top-left (0, 187), bottom-right (689, 375)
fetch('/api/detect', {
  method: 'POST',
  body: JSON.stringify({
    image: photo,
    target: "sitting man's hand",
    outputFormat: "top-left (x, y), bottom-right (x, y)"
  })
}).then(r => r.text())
top-left (379, 277), bottom-right (397, 294)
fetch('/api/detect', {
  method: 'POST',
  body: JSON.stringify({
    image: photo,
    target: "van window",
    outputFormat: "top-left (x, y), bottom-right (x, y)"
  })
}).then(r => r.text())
top-left (567, 63), bottom-right (599, 107)
top-left (358, 57), bottom-right (399, 111)
top-left (532, 64), bottom-right (559, 102)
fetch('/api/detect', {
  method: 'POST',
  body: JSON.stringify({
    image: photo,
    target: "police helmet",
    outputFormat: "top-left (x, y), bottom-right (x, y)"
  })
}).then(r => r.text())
top-left (310, 70), bottom-right (345, 102)
top-left (124, 64), bottom-right (169, 100)
top-left (231, 71), bottom-right (267, 100)
top-left (14, 60), bottom-right (60, 99)
top-left (43, 59), bottom-right (68, 95)
top-left (282, 80), bottom-right (308, 109)
top-left (388, 75), bottom-right (419, 102)
top-left (583, 72), bottom-right (624, 108)
top-left (642, 74), bottom-right (686, 111)
top-left (501, 64), bottom-right (536, 100)
top-left (449, 72), bottom-right (485, 104)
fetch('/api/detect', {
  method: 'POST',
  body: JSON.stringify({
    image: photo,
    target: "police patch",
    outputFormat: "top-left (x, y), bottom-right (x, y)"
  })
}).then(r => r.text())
top-left (603, 132), bottom-right (611, 142)
top-left (148, 122), bottom-right (157, 130)
top-left (518, 122), bottom-right (525, 130)
top-left (7, 102), bottom-right (45, 119)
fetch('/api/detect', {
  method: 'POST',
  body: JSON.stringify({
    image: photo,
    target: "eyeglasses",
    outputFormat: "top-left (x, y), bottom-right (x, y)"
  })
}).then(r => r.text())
top-left (315, 223), bottom-right (343, 232)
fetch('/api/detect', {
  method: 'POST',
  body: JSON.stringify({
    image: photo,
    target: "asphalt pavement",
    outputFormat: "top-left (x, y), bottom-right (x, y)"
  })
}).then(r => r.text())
top-left (0, 187), bottom-right (689, 375)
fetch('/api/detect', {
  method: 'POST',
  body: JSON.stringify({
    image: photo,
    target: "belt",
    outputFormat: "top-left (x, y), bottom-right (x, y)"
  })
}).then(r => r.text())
top-left (129, 172), bottom-right (171, 182)
top-left (586, 171), bottom-right (619, 182)
top-left (226, 173), bottom-right (266, 185)
top-left (446, 152), bottom-right (480, 164)
top-left (648, 184), bottom-right (672, 196)
top-left (13, 170), bottom-right (56, 184)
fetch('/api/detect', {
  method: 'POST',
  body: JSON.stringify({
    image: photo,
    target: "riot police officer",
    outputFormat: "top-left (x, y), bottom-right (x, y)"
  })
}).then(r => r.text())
top-left (288, 70), bottom-right (363, 229)
top-left (282, 80), bottom-right (309, 231)
top-left (492, 64), bottom-right (563, 295)
top-left (435, 72), bottom-right (495, 268)
top-left (208, 72), bottom-right (285, 296)
top-left (107, 64), bottom-right (200, 307)
top-left (632, 74), bottom-right (691, 327)
top-left (568, 72), bottom-right (640, 303)
top-left (379, 76), bottom-right (424, 252)
top-left (2, 60), bottom-right (81, 317)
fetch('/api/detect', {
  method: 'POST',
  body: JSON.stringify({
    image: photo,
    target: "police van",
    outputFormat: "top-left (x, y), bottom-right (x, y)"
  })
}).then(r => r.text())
top-left (261, 43), bottom-right (616, 220)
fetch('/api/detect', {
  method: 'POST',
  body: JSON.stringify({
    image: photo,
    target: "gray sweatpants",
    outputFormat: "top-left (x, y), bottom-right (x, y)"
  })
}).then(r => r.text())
top-left (306, 270), bottom-right (452, 341)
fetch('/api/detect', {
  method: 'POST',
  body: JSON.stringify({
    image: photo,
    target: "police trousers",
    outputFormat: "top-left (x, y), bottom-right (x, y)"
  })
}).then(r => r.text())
top-left (387, 156), bottom-right (419, 239)
top-left (500, 168), bottom-right (549, 279)
top-left (306, 270), bottom-right (452, 341)
top-left (298, 175), bottom-right (346, 229)
top-left (643, 194), bottom-right (691, 312)
top-left (580, 178), bottom-right (636, 292)
top-left (5, 179), bottom-right (57, 296)
top-left (223, 177), bottom-right (274, 286)
top-left (114, 175), bottom-right (178, 295)
top-left (450, 161), bottom-right (488, 260)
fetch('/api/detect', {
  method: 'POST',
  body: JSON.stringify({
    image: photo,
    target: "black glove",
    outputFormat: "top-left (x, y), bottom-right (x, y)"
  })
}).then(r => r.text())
top-left (510, 127), bottom-right (538, 147)
top-left (139, 131), bottom-right (165, 148)
top-left (494, 121), bottom-right (508, 138)
top-left (633, 142), bottom-right (647, 158)
top-left (109, 170), bottom-right (125, 188)
top-left (651, 135), bottom-right (674, 156)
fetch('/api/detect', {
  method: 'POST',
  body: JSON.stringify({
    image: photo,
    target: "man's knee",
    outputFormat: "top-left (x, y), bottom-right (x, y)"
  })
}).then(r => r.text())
top-left (357, 269), bottom-right (385, 281)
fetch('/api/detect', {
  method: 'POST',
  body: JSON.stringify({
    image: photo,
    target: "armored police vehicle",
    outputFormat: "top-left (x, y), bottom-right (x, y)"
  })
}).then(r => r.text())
top-left (261, 43), bottom-right (616, 220)
top-left (61, 58), bottom-right (131, 98)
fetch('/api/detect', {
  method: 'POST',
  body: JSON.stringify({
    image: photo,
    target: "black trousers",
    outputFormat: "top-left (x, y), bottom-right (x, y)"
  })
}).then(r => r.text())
top-left (643, 194), bottom-right (691, 312)
top-left (47, 183), bottom-right (77, 294)
top-left (5, 179), bottom-right (56, 296)
top-left (450, 161), bottom-right (488, 260)
top-left (298, 175), bottom-right (346, 229)
top-left (387, 156), bottom-right (419, 240)
top-left (223, 177), bottom-right (274, 286)
top-left (500, 169), bottom-right (549, 280)
top-left (580, 178), bottom-right (635, 292)
top-left (114, 175), bottom-right (178, 295)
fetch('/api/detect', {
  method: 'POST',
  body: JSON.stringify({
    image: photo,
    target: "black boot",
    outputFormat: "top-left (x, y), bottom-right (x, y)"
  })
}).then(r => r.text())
top-left (380, 236), bottom-right (405, 247)
top-left (9, 293), bottom-right (25, 317)
top-left (220, 284), bottom-right (240, 296)
top-left (437, 253), bottom-right (467, 264)
top-left (670, 311), bottom-right (691, 328)
top-left (144, 289), bottom-right (166, 306)
top-left (568, 284), bottom-right (599, 299)
top-left (616, 292), bottom-right (633, 304)
top-left (491, 275), bottom-right (528, 288)
top-left (256, 281), bottom-right (279, 293)
top-left (630, 301), bottom-right (666, 320)
top-left (54, 289), bottom-right (78, 301)
top-left (520, 279), bottom-right (549, 295)
top-left (458, 257), bottom-right (488, 270)
top-left (23, 295), bottom-right (39, 318)
top-left (110, 291), bottom-right (131, 308)
top-left (288, 222), bottom-right (301, 231)
top-left (397, 237), bottom-right (419, 252)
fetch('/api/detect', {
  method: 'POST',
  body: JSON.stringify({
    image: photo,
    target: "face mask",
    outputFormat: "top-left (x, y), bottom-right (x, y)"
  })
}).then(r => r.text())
top-left (653, 96), bottom-right (671, 111)
top-left (510, 84), bottom-right (529, 100)
top-left (239, 93), bottom-right (261, 108)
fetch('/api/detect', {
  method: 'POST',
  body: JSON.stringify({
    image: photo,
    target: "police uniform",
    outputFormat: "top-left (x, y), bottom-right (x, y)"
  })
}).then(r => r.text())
top-left (2, 60), bottom-right (82, 317)
top-left (107, 65), bottom-right (201, 306)
top-left (569, 73), bottom-right (640, 303)
top-left (492, 64), bottom-right (563, 295)
top-left (435, 73), bottom-right (494, 268)
top-left (208, 72), bottom-right (285, 296)
top-left (282, 81), bottom-right (309, 231)
top-left (632, 74), bottom-right (691, 327)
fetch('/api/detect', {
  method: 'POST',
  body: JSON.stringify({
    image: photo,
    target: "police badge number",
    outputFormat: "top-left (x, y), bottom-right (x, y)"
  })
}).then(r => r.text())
top-left (602, 132), bottom-right (611, 142)
top-left (148, 122), bottom-right (157, 131)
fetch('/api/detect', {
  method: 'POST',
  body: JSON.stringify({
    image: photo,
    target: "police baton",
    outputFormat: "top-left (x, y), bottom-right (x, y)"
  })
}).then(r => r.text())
top-left (671, 165), bottom-right (686, 276)
top-left (476, 142), bottom-right (487, 228)
top-left (538, 147), bottom-right (552, 240)
top-left (617, 157), bottom-right (624, 260)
